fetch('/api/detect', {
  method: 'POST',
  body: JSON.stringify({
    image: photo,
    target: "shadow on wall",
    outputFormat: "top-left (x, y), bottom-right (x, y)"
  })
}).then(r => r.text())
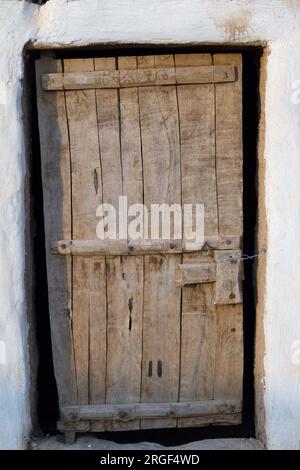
top-left (26, 0), bottom-right (49, 5)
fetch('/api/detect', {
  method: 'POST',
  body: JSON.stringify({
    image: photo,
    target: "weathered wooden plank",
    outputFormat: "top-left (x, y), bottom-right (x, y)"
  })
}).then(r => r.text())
top-left (213, 304), bottom-right (243, 404)
top-left (139, 54), bottom-right (181, 429)
top-left (175, 54), bottom-right (218, 428)
top-left (179, 278), bottom-right (217, 400)
top-left (62, 399), bottom-right (241, 421)
top-left (176, 412), bottom-right (241, 428)
top-left (52, 235), bottom-right (241, 256)
top-left (176, 262), bottom-right (216, 287)
top-left (36, 53), bottom-right (77, 407)
top-left (213, 54), bottom-right (243, 406)
top-left (64, 59), bottom-right (103, 237)
top-left (94, 57), bottom-right (122, 211)
top-left (71, 257), bottom-right (89, 404)
top-left (57, 420), bottom-right (90, 432)
top-left (64, 58), bottom-right (94, 407)
top-left (214, 54), bottom-right (243, 237)
top-left (176, 65), bottom-right (235, 84)
top-left (214, 250), bottom-right (243, 305)
top-left (118, 56), bottom-right (143, 210)
top-left (106, 256), bottom-right (143, 430)
top-left (94, 57), bottom-right (143, 431)
top-left (88, 258), bottom-right (107, 405)
top-left (176, 54), bottom-right (218, 237)
top-left (108, 56), bottom-right (144, 431)
top-left (57, 411), bottom-right (241, 432)
top-left (42, 65), bottom-right (236, 90)
top-left (64, 58), bottom-right (106, 408)
top-left (94, 56), bottom-right (122, 431)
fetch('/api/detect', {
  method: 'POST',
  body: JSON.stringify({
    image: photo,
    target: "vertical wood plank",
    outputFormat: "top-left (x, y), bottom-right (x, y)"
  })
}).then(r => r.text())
top-left (95, 57), bottom-right (122, 209)
top-left (118, 56), bottom-right (143, 209)
top-left (179, 267), bottom-right (217, 398)
top-left (64, 58), bottom-right (106, 407)
top-left (104, 56), bottom-right (144, 431)
top-left (89, 257), bottom-right (107, 405)
top-left (175, 53), bottom-right (218, 237)
top-left (105, 256), bottom-right (143, 431)
top-left (36, 54), bottom-right (77, 406)
top-left (94, 57), bottom-right (120, 431)
top-left (175, 54), bottom-right (218, 428)
top-left (213, 54), bottom-right (243, 404)
top-left (214, 54), bottom-right (243, 237)
top-left (213, 304), bottom-right (243, 401)
top-left (139, 55), bottom-right (182, 429)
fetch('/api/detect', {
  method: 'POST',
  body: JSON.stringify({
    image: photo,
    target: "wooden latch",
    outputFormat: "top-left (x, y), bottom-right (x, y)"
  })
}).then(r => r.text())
top-left (176, 250), bottom-right (243, 305)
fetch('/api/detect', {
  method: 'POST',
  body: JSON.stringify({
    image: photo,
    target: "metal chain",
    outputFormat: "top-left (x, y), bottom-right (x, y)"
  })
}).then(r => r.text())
top-left (218, 248), bottom-right (267, 263)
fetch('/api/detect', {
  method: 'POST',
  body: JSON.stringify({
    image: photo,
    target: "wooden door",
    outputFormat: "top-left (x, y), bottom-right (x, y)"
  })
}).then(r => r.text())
top-left (36, 52), bottom-right (243, 436)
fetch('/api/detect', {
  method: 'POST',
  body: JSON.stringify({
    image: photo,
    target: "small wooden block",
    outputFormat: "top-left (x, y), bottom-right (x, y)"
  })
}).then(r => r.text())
top-left (176, 262), bottom-right (216, 287)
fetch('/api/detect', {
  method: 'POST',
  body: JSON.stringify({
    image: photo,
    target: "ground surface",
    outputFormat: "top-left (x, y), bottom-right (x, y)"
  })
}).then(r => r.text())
top-left (31, 435), bottom-right (263, 450)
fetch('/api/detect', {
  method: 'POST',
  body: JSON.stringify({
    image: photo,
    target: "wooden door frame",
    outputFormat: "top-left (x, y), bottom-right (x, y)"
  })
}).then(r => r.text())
top-left (25, 44), bottom-right (265, 441)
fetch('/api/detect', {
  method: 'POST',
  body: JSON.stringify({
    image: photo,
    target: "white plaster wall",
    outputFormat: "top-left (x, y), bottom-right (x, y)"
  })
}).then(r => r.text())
top-left (0, 1), bottom-right (39, 450)
top-left (1, 0), bottom-right (300, 449)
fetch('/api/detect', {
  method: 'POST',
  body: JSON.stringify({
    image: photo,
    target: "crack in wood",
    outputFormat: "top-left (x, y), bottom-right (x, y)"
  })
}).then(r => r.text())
top-left (128, 296), bottom-right (133, 331)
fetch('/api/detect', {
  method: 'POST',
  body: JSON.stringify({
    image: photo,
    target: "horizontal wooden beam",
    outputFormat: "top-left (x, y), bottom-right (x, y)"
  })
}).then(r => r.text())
top-left (57, 412), bottom-right (242, 432)
top-left (61, 399), bottom-right (241, 422)
top-left (42, 65), bottom-right (236, 91)
top-left (51, 236), bottom-right (241, 256)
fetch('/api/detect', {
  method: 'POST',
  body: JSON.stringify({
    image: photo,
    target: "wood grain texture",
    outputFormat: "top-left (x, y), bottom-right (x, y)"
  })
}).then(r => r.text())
top-left (42, 65), bottom-right (236, 90)
top-left (64, 58), bottom-right (107, 409)
top-left (213, 304), bottom-right (243, 404)
top-left (96, 57), bottom-right (144, 431)
top-left (62, 399), bottom-right (241, 421)
top-left (118, 56), bottom-right (143, 209)
top-left (214, 54), bottom-right (243, 237)
top-left (95, 57), bottom-right (122, 210)
top-left (52, 235), bottom-right (241, 256)
top-left (107, 56), bottom-right (144, 431)
top-left (57, 411), bottom-right (241, 432)
top-left (213, 54), bottom-right (243, 408)
top-left (214, 250), bottom-right (243, 305)
top-left (179, 268), bottom-right (217, 401)
top-left (64, 59), bottom-right (97, 405)
top-left (88, 258), bottom-right (107, 405)
top-left (37, 52), bottom-right (244, 432)
top-left (175, 53), bottom-right (218, 237)
top-left (94, 56), bottom-right (120, 431)
top-left (176, 262), bottom-right (216, 287)
top-left (175, 54), bottom-right (218, 428)
top-left (105, 256), bottom-right (143, 430)
top-left (139, 55), bottom-right (181, 429)
top-left (36, 54), bottom-right (77, 407)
